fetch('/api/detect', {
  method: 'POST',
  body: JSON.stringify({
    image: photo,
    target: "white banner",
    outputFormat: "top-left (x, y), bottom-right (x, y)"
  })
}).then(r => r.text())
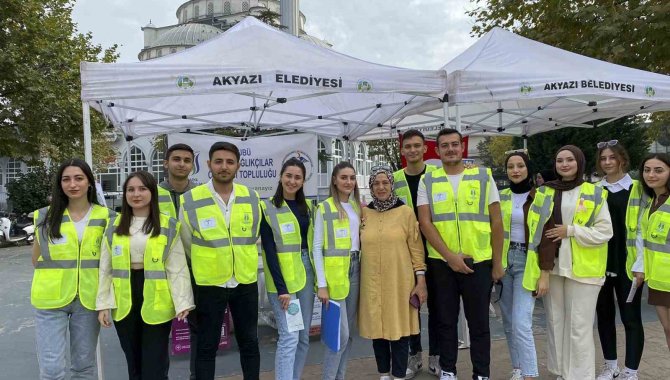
top-left (168, 133), bottom-right (318, 198)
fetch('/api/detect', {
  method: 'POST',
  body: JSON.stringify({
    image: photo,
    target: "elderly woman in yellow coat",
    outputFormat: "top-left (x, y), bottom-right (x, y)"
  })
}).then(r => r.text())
top-left (359, 166), bottom-right (427, 380)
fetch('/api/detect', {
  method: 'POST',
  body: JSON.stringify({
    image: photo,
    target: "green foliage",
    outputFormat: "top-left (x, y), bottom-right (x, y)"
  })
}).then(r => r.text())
top-left (5, 166), bottom-right (52, 214)
top-left (366, 139), bottom-right (401, 171)
top-left (255, 9), bottom-right (285, 29)
top-left (0, 0), bottom-right (119, 165)
top-left (477, 136), bottom-right (514, 174)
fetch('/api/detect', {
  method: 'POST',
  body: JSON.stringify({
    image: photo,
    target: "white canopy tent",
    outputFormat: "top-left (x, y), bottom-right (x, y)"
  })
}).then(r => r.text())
top-left (362, 27), bottom-right (670, 141)
top-left (80, 17), bottom-right (446, 164)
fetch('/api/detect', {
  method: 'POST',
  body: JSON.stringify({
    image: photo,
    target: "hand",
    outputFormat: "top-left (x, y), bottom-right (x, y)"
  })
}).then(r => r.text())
top-left (492, 264), bottom-right (505, 282)
top-left (535, 271), bottom-right (550, 297)
top-left (98, 310), bottom-right (112, 328)
top-left (317, 287), bottom-right (330, 309)
top-left (447, 253), bottom-right (474, 274)
top-left (633, 272), bottom-right (645, 287)
top-left (176, 310), bottom-right (190, 322)
top-left (545, 224), bottom-right (568, 242)
top-left (411, 280), bottom-right (428, 304)
top-left (278, 294), bottom-right (291, 311)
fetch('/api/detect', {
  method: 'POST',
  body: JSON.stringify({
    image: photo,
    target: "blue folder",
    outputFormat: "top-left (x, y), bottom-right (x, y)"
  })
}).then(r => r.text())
top-left (321, 300), bottom-right (341, 352)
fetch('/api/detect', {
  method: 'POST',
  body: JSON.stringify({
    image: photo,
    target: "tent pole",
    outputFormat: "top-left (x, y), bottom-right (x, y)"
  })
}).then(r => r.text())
top-left (523, 137), bottom-right (528, 150)
top-left (455, 105), bottom-right (462, 133)
top-left (442, 96), bottom-right (450, 130)
top-left (82, 102), bottom-right (93, 166)
top-left (498, 101), bottom-right (503, 132)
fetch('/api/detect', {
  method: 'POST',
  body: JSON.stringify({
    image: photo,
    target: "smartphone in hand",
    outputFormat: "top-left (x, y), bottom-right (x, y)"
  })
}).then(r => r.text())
top-left (410, 294), bottom-right (420, 309)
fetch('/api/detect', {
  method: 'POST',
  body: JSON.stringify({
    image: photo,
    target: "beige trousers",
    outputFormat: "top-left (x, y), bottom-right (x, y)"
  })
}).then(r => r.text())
top-left (544, 275), bottom-right (602, 380)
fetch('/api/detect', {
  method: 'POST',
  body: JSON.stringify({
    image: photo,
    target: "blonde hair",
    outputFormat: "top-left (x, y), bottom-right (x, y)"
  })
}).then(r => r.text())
top-left (329, 161), bottom-right (361, 219)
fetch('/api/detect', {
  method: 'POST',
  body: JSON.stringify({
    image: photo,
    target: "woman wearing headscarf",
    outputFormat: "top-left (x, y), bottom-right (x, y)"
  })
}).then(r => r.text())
top-left (359, 166), bottom-right (427, 380)
top-left (523, 145), bottom-right (613, 380)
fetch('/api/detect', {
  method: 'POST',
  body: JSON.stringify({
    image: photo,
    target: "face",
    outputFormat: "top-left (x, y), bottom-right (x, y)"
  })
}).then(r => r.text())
top-left (125, 177), bottom-right (151, 211)
top-left (333, 167), bottom-right (356, 196)
top-left (642, 158), bottom-right (670, 193)
top-left (536, 173), bottom-right (545, 186)
top-left (164, 150), bottom-right (194, 180)
top-left (371, 173), bottom-right (392, 201)
top-left (555, 150), bottom-right (578, 180)
top-left (506, 156), bottom-right (528, 184)
top-left (599, 148), bottom-right (621, 176)
top-left (436, 133), bottom-right (463, 165)
top-left (281, 165), bottom-right (304, 197)
top-left (61, 166), bottom-right (90, 201)
top-left (401, 136), bottom-right (427, 164)
top-left (208, 149), bottom-right (240, 184)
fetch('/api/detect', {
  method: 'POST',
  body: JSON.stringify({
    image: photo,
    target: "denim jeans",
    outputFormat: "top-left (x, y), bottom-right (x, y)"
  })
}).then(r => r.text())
top-left (322, 251), bottom-right (361, 380)
top-left (34, 297), bottom-right (100, 380)
top-left (267, 249), bottom-right (315, 380)
top-left (499, 247), bottom-right (539, 378)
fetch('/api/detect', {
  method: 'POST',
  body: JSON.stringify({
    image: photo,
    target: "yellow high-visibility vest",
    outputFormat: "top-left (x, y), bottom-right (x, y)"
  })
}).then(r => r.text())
top-left (393, 164), bottom-right (437, 209)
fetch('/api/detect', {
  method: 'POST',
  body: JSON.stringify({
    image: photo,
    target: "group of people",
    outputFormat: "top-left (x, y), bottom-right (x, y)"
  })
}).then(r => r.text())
top-left (29, 129), bottom-right (670, 380)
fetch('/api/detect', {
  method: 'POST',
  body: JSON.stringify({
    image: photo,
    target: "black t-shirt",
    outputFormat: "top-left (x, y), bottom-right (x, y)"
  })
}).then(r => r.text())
top-left (603, 186), bottom-right (631, 276)
top-left (405, 166), bottom-right (427, 216)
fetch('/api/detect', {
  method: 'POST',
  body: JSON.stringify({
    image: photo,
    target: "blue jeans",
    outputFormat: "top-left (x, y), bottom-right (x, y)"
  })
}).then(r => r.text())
top-left (322, 251), bottom-right (361, 380)
top-left (34, 297), bottom-right (100, 380)
top-left (267, 249), bottom-right (316, 380)
top-left (499, 247), bottom-right (539, 378)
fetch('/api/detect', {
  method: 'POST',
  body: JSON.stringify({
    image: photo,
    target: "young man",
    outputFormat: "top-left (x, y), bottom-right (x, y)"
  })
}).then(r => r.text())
top-left (393, 130), bottom-right (439, 378)
top-left (417, 128), bottom-right (505, 380)
top-left (179, 142), bottom-right (261, 380)
top-left (158, 143), bottom-right (198, 379)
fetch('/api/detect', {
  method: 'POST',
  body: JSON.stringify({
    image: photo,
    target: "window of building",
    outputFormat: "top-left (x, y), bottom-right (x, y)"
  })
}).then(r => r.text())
top-left (242, 1), bottom-right (249, 11)
top-left (194, 5), bottom-right (200, 18)
top-left (318, 139), bottom-right (327, 174)
top-left (6, 158), bottom-right (23, 184)
top-left (129, 146), bottom-right (148, 173)
top-left (157, 49), bottom-right (163, 57)
top-left (224, 1), bottom-right (231, 14)
top-left (151, 149), bottom-right (165, 183)
top-left (98, 165), bottom-right (121, 193)
top-left (356, 144), bottom-right (365, 175)
top-left (207, 2), bottom-right (214, 15)
top-left (332, 139), bottom-right (343, 165)
top-left (170, 48), bottom-right (177, 54)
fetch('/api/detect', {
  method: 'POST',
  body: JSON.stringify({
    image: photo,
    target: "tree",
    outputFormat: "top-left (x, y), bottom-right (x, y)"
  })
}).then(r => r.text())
top-left (477, 136), bottom-right (514, 174)
top-left (0, 0), bottom-right (119, 166)
top-left (5, 166), bottom-right (52, 214)
top-left (366, 139), bottom-right (401, 171)
top-left (255, 9), bottom-right (285, 29)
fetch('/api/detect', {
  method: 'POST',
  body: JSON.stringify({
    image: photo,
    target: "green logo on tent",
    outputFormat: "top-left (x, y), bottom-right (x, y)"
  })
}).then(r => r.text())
top-left (177, 75), bottom-right (195, 90)
top-left (645, 86), bottom-right (655, 97)
top-left (520, 84), bottom-right (533, 95)
top-left (357, 79), bottom-right (372, 92)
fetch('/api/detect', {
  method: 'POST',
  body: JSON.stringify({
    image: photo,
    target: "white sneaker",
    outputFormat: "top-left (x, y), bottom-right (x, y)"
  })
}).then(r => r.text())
top-left (510, 369), bottom-right (523, 380)
top-left (380, 376), bottom-right (391, 380)
top-left (440, 370), bottom-right (458, 380)
top-left (621, 370), bottom-right (638, 380)
top-left (476, 377), bottom-right (490, 380)
top-left (596, 363), bottom-right (621, 379)
top-left (428, 355), bottom-right (441, 377)
top-left (406, 352), bottom-right (422, 379)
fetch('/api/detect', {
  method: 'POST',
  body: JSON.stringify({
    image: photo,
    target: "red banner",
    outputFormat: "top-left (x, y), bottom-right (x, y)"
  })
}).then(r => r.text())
top-left (399, 135), bottom-right (468, 168)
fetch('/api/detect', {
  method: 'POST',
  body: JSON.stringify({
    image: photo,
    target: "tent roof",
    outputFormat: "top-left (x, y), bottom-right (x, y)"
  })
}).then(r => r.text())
top-left (81, 17), bottom-right (445, 139)
top-left (363, 27), bottom-right (670, 140)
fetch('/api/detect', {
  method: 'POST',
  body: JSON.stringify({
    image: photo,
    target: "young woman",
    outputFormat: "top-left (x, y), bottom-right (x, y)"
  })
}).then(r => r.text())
top-left (523, 145), bottom-right (613, 380)
top-left (499, 152), bottom-right (539, 380)
top-left (260, 158), bottom-right (315, 380)
top-left (633, 153), bottom-right (670, 352)
top-left (595, 141), bottom-right (644, 380)
top-left (313, 161), bottom-right (361, 380)
top-left (359, 166), bottom-right (427, 380)
top-left (96, 171), bottom-right (194, 380)
top-left (32, 159), bottom-right (114, 380)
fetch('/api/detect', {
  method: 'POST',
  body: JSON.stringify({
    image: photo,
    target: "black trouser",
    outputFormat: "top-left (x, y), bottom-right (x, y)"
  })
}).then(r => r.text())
top-left (373, 337), bottom-right (410, 378)
top-left (428, 258), bottom-right (492, 379)
top-left (410, 270), bottom-right (440, 356)
top-left (596, 274), bottom-right (645, 370)
top-left (114, 269), bottom-right (173, 380)
top-left (195, 282), bottom-right (260, 380)
top-left (186, 264), bottom-right (198, 380)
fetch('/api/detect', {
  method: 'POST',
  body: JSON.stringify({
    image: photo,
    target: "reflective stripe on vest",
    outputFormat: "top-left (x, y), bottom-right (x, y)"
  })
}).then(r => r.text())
top-left (158, 186), bottom-right (177, 219)
top-left (624, 181), bottom-right (648, 280)
top-left (181, 183), bottom-right (260, 285)
top-left (105, 214), bottom-right (179, 324)
top-left (260, 198), bottom-right (314, 294)
top-left (320, 198), bottom-right (358, 300)
top-left (31, 205), bottom-right (113, 310)
top-left (393, 164), bottom-right (437, 209)
top-left (641, 200), bottom-right (670, 292)
top-left (424, 167), bottom-right (492, 262)
top-left (500, 189), bottom-right (512, 268)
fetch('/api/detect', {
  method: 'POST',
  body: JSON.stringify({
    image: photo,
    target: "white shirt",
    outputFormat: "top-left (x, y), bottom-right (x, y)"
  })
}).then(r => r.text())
top-left (179, 180), bottom-right (240, 288)
top-left (416, 171), bottom-right (501, 207)
top-left (600, 173), bottom-right (633, 194)
top-left (312, 201), bottom-right (360, 288)
top-left (72, 206), bottom-right (92, 243)
top-left (510, 192), bottom-right (529, 243)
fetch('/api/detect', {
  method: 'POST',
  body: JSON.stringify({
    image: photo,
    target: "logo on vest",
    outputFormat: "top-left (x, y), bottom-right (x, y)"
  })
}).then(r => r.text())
top-left (200, 218), bottom-right (216, 230)
top-left (433, 193), bottom-right (447, 202)
top-left (335, 228), bottom-right (349, 238)
top-left (113, 245), bottom-right (123, 257)
top-left (280, 222), bottom-right (295, 234)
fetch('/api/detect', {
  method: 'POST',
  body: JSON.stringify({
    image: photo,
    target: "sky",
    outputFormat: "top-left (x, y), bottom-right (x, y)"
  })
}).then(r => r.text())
top-left (71, 0), bottom-right (478, 69)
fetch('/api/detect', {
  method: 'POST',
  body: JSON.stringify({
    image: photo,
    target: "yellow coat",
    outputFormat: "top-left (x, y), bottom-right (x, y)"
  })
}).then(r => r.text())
top-left (358, 205), bottom-right (426, 340)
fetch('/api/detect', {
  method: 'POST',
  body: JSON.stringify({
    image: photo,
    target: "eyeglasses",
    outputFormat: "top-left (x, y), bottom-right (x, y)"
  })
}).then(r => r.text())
top-left (597, 140), bottom-right (618, 149)
top-left (370, 164), bottom-right (392, 172)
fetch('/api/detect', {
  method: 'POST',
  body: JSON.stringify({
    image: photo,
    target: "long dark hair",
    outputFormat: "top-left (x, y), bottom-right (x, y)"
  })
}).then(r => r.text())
top-left (41, 159), bottom-right (99, 240)
top-left (116, 171), bottom-right (161, 237)
top-left (639, 153), bottom-right (670, 198)
top-left (272, 158), bottom-right (308, 216)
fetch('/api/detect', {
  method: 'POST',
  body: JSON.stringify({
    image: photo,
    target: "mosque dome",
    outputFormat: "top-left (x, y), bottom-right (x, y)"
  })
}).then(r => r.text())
top-left (149, 22), bottom-right (222, 49)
